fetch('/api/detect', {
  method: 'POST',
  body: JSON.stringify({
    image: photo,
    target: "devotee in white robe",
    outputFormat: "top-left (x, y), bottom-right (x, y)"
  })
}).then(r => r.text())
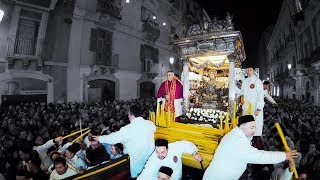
top-left (202, 115), bottom-right (299, 180)
top-left (93, 105), bottom-right (156, 178)
top-left (236, 65), bottom-right (265, 149)
top-left (138, 139), bottom-right (202, 180)
top-left (157, 166), bottom-right (174, 180)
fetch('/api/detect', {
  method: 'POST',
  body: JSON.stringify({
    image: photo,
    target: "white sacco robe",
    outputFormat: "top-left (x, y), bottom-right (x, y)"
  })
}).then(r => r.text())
top-left (236, 75), bottom-right (265, 136)
top-left (157, 98), bottom-right (183, 118)
top-left (202, 127), bottom-right (286, 180)
top-left (137, 141), bottom-right (198, 180)
top-left (99, 117), bottom-right (156, 178)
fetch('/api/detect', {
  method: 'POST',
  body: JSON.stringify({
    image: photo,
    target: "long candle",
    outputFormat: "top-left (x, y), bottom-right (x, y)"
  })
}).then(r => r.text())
top-left (62, 127), bottom-right (90, 140)
top-left (275, 123), bottom-right (298, 178)
top-left (248, 103), bottom-right (252, 115)
top-left (71, 129), bottom-right (91, 144)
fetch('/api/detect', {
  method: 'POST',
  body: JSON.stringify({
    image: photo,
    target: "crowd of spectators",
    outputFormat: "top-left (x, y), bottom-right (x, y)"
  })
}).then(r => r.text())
top-left (0, 98), bottom-right (156, 179)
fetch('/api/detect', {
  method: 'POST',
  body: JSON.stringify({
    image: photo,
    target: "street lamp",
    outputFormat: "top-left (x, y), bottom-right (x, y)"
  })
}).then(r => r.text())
top-left (169, 57), bottom-right (174, 65)
top-left (287, 64), bottom-right (292, 70)
top-left (125, 0), bottom-right (130, 3)
top-left (0, 9), bottom-right (4, 22)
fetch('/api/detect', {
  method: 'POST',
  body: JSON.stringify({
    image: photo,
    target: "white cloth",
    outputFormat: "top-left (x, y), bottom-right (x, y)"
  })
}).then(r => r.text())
top-left (49, 166), bottom-right (77, 180)
top-left (157, 98), bottom-right (183, 118)
top-left (137, 141), bottom-right (198, 180)
top-left (236, 75), bottom-right (265, 136)
top-left (99, 117), bottom-right (156, 178)
top-left (279, 168), bottom-right (293, 180)
top-left (264, 89), bottom-right (277, 104)
top-left (67, 154), bottom-right (87, 170)
top-left (33, 139), bottom-right (55, 171)
top-left (202, 127), bottom-right (286, 180)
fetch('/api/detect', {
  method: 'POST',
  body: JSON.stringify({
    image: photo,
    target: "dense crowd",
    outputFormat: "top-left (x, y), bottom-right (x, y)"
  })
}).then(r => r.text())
top-left (0, 96), bottom-right (319, 179)
top-left (252, 97), bottom-right (320, 180)
top-left (0, 98), bottom-right (156, 179)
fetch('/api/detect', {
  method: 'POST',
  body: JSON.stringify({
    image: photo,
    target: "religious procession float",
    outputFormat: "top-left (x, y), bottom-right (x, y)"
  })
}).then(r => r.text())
top-left (149, 13), bottom-right (247, 170)
top-left (69, 14), bottom-right (250, 179)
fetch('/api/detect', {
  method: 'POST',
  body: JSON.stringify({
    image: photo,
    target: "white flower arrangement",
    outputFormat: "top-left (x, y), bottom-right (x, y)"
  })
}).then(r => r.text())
top-left (186, 108), bottom-right (227, 123)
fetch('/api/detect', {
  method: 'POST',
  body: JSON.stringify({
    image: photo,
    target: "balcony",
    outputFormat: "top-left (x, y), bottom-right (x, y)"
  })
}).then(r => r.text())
top-left (6, 35), bottom-right (44, 69)
top-left (142, 19), bottom-right (160, 42)
top-left (96, 0), bottom-right (122, 20)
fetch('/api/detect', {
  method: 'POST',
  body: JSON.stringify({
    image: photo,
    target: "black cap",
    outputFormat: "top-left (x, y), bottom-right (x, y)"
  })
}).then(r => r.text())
top-left (159, 166), bottom-right (173, 177)
top-left (237, 115), bottom-right (255, 127)
top-left (155, 139), bottom-right (168, 148)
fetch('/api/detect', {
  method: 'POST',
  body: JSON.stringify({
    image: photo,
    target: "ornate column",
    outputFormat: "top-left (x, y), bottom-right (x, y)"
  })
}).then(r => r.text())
top-left (228, 55), bottom-right (236, 117)
top-left (182, 59), bottom-right (189, 114)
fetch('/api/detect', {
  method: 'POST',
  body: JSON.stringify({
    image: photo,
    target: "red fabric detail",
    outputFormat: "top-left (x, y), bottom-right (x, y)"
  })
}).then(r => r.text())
top-left (173, 156), bottom-right (178, 163)
top-left (250, 84), bottom-right (255, 89)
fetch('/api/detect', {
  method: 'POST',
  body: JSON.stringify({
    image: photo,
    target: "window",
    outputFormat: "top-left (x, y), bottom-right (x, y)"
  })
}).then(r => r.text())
top-left (14, 9), bottom-right (41, 55)
top-left (90, 28), bottom-right (113, 66)
top-left (140, 44), bottom-right (159, 72)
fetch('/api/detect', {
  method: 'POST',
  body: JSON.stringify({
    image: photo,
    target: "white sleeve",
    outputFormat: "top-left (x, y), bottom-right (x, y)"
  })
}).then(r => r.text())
top-left (33, 139), bottom-right (55, 153)
top-left (58, 142), bottom-right (72, 155)
top-left (240, 141), bottom-right (286, 164)
top-left (99, 126), bottom-right (127, 145)
top-left (264, 90), bottom-right (276, 104)
top-left (256, 80), bottom-right (265, 110)
top-left (172, 141), bottom-right (198, 155)
top-left (137, 153), bottom-right (158, 180)
top-left (279, 168), bottom-right (293, 180)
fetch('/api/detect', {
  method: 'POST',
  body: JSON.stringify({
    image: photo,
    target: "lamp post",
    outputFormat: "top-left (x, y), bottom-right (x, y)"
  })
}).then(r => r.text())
top-left (287, 64), bottom-right (292, 70)
top-left (0, 9), bottom-right (4, 22)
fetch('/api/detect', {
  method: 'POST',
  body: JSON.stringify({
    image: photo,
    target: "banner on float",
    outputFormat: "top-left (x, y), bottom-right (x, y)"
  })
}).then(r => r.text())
top-left (20, 90), bottom-right (47, 95)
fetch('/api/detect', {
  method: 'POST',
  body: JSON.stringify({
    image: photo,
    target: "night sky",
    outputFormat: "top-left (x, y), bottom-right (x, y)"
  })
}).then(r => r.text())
top-left (196, 0), bottom-right (284, 65)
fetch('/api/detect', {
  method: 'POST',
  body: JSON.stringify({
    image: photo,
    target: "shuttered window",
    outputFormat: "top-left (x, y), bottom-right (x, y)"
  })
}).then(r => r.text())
top-left (90, 28), bottom-right (112, 66)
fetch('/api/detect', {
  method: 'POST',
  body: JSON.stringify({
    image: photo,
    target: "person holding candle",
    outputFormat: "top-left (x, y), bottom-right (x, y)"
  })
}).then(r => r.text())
top-left (156, 71), bottom-right (183, 119)
top-left (202, 115), bottom-right (299, 180)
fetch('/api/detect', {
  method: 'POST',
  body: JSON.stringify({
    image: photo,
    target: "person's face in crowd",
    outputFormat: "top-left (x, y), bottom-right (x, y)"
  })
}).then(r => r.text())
top-left (21, 118), bottom-right (28, 128)
top-left (90, 140), bottom-right (100, 150)
top-left (65, 150), bottom-right (74, 159)
top-left (19, 151), bottom-right (30, 162)
top-left (19, 131), bottom-right (27, 140)
top-left (309, 144), bottom-right (316, 153)
top-left (263, 83), bottom-right (270, 90)
top-left (35, 136), bottom-right (43, 145)
top-left (155, 146), bottom-right (168, 160)
top-left (298, 173), bottom-right (307, 180)
top-left (246, 67), bottom-right (255, 77)
top-left (110, 145), bottom-right (119, 156)
top-left (157, 172), bottom-right (171, 180)
top-left (16, 175), bottom-right (27, 180)
top-left (55, 163), bottom-right (68, 175)
top-left (166, 72), bottom-right (174, 81)
top-left (240, 121), bottom-right (256, 138)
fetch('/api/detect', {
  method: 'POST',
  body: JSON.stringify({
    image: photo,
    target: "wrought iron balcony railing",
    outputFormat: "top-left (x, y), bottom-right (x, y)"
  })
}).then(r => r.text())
top-left (97, 0), bottom-right (122, 20)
